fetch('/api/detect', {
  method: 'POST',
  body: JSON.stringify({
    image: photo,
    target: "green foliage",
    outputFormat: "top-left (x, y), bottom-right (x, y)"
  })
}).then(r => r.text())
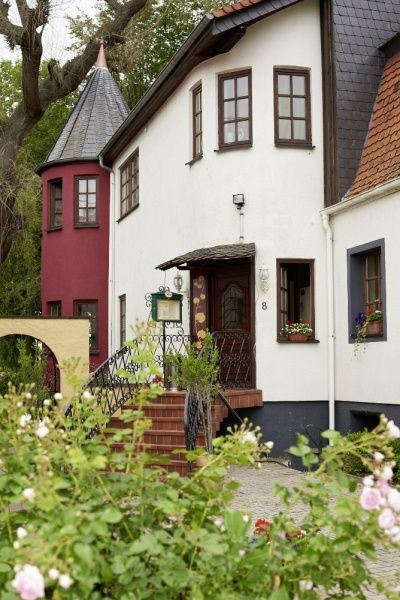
top-left (341, 430), bottom-right (400, 483)
top-left (0, 343), bottom-right (399, 598)
top-left (167, 331), bottom-right (220, 401)
top-left (0, 337), bottom-right (48, 401)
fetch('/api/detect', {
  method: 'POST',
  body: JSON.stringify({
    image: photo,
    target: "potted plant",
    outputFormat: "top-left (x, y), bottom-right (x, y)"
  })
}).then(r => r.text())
top-left (281, 320), bottom-right (313, 342)
top-left (353, 308), bottom-right (383, 356)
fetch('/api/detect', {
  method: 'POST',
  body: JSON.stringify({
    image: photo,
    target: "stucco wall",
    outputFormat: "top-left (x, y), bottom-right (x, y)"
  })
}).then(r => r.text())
top-left (331, 189), bottom-right (400, 406)
top-left (0, 318), bottom-right (89, 399)
top-left (110, 0), bottom-right (327, 402)
top-left (41, 162), bottom-right (110, 368)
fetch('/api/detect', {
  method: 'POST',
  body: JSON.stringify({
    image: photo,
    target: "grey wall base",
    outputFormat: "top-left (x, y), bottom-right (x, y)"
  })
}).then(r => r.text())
top-left (220, 400), bottom-right (400, 470)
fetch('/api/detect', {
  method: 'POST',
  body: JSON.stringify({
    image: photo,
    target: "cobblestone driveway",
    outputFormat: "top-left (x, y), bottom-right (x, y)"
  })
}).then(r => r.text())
top-left (228, 462), bottom-right (400, 599)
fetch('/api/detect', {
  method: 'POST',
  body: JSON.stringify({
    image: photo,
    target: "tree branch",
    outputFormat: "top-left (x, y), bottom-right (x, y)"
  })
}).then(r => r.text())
top-left (0, 0), bottom-right (23, 47)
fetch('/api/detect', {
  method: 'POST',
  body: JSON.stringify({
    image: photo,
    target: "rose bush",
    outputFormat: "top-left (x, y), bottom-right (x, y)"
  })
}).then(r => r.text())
top-left (0, 370), bottom-right (399, 598)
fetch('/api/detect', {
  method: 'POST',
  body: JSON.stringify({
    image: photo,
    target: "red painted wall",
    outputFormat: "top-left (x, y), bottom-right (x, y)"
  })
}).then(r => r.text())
top-left (41, 162), bottom-right (110, 370)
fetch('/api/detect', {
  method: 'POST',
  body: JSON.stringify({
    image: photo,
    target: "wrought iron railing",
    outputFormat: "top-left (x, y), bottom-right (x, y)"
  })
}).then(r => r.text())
top-left (212, 330), bottom-right (252, 389)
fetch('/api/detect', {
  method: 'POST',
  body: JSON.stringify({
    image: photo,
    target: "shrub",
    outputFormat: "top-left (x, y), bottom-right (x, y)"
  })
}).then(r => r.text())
top-left (0, 362), bottom-right (400, 598)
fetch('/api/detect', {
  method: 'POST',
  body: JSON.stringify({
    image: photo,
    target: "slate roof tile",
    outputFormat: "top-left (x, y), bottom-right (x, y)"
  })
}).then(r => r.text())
top-left (346, 53), bottom-right (400, 197)
top-left (43, 66), bottom-right (129, 165)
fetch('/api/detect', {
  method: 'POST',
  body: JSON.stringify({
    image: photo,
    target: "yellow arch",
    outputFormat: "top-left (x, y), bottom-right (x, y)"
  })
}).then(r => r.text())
top-left (0, 318), bottom-right (89, 399)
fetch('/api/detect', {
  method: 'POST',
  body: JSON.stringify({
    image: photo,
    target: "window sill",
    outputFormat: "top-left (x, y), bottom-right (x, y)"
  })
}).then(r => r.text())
top-left (214, 142), bottom-right (252, 153)
top-left (277, 338), bottom-right (320, 344)
top-left (117, 204), bottom-right (139, 223)
top-left (47, 226), bottom-right (62, 233)
top-left (185, 154), bottom-right (203, 167)
top-left (349, 334), bottom-right (386, 343)
top-left (74, 224), bottom-right (99, 229)
top-left (275, 141), bottom-right (314, 150)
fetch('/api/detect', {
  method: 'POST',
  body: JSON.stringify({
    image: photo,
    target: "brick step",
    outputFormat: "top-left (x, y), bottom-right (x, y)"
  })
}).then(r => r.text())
top-left (108, 416), bottom-right (219, 433)
top-left (142, 430), bottom-right (205, 445)
top-left (121, 403), bottom-right (228, 420)
top-left (123, 392), bottom-right (186, 407)
top-left (111, 441), bottom-right (190, 462)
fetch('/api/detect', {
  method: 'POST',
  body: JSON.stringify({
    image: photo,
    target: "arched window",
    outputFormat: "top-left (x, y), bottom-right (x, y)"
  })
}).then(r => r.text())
top-left (221, 282), bottom-right (244, 330)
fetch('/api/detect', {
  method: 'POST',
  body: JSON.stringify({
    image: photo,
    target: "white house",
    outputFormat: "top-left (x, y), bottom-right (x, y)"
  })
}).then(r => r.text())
top-left (95, 0), bottom-right (400, 455)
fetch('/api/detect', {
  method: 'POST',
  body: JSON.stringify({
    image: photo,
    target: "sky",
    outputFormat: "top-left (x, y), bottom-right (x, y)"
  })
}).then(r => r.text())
top-left (0, 0), bottom-right (97, 62)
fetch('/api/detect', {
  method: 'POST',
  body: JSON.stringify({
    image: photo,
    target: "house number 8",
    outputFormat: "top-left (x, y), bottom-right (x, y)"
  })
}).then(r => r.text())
top-left (262, 302), bottom-right (267, 310)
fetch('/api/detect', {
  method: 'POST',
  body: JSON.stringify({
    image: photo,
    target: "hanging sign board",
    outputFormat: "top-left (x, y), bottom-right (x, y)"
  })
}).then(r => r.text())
top-left (151, 292), bottom-right (183, 323)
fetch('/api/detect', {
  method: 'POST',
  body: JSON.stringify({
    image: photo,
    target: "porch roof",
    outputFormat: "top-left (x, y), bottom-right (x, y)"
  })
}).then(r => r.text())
top-left (156, 243), bottom-right (255, 271)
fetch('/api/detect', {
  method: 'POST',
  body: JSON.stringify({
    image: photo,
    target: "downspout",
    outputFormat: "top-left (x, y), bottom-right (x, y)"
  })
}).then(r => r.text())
top-left (99, 156), bottom-right (115, 356)
top-left (321, 213), bottom-right (335, 430)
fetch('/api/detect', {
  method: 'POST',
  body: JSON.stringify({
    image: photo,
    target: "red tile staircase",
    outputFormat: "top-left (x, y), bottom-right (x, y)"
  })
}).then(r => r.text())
top-left (109, 389), bottom-right (263, 476)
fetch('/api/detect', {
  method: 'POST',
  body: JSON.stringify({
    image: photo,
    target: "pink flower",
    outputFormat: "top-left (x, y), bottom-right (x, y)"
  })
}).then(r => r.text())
top-left (380, 466), bottom-right (394, 481)
top-left (387, 420), bottom-right (400, 439)
top-left (378, 508), bottom-right (396, 530)
top-left (363, 475), bottom-right (374, 487)
top-left (377, 479), bottom-right (392, 495)
top-left (388, 489), bottom-right (400, 512)
top-left (360, 487), bottom-right (381, 510)
top-left (11, 564), bottom-right (45, 600)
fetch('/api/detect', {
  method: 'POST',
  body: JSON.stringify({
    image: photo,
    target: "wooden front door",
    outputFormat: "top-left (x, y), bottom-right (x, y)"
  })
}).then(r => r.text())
top-left (191, 261), bottom-right (254, 388)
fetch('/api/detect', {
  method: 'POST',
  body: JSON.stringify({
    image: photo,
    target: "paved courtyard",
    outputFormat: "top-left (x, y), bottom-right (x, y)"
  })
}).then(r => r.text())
top-left (228, 461), bottom-right (400, 599)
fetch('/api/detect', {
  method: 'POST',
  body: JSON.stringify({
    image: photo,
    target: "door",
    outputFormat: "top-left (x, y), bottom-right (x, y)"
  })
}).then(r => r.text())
top-left (209, 262), bottom-right (253, 388)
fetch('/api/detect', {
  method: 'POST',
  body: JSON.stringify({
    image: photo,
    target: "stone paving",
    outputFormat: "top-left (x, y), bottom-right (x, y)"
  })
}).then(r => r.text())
top-left (228, 461), bottom-right (400, 599)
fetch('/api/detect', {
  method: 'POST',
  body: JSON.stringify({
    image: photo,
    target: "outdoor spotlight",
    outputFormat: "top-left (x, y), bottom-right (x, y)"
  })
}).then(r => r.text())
top-left (232, 193), bottom-right (245, 209)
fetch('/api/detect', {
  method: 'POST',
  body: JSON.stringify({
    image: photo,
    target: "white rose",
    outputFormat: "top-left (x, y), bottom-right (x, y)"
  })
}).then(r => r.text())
top-left (58, 574), bottom-right (73, 589)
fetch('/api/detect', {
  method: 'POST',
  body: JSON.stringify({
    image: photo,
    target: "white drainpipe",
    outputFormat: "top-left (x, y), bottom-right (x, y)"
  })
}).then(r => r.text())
top-left (99, 156), bottom-right (115, 355)
top-left (321, 213), bottom-right (335, 430)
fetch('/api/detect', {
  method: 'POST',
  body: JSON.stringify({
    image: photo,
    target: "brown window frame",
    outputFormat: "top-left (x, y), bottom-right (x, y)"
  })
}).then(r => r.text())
top-left (119, 294), bottom-right (126, 347)
top-left (276, 259), bottom-right (315, 341)
top-left (48, 301), bottom-right (61, 316)
top-left (218, 69), bottom-right (252, 149)
top-left (120, 149), bottom-right (139, 219)
top-left (274, 67), bottom-right (312, 147)
top-left (363, 250), bottom-right (382, 313)
top-left (192, 84), bottom-right (203, 160)
top-left (74, 176), bottom-right (98, 227)
top-left (74, 300), bottom-right (99, 353)
top-left (49, 179), bottom-right (62, 230)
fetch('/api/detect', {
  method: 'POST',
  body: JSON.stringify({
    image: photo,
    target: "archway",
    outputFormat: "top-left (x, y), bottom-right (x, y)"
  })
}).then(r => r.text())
top-left (0, 318), bottom-right (89, 400)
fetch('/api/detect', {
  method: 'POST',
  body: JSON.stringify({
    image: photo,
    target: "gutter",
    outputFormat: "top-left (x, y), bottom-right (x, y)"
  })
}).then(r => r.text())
top-left (99, 156), bottom-right (115, 355)
top-left (321, 213), bottom-right (335, 430)
top-left (322, 177), bottom-right (400, 216)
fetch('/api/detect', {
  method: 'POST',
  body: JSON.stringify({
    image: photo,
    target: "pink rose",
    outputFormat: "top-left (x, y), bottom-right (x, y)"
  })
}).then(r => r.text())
top-left (380, 466), bottom-right (394, 481)
top-left (388, 488), bottom-right (400, 512)
top-left (377, 479), bottom-right (392, 495)
top-left (378, 508), bottom-right (396, 530)
top-left (360, 487), bottom-right (381, 510)
top-left (11, 564), bottom-right (45, 600)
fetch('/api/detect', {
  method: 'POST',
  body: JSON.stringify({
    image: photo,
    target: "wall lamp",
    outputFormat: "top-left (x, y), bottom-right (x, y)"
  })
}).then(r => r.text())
top-left (233, 193), bottom-right (245, 209)
top-left (173, 270), bottom-right (183, 292)
top-left (259, 265), bottom-right (269, 293)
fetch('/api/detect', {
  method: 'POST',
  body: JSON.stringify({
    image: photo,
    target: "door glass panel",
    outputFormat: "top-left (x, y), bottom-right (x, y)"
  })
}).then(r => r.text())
top-left (221, 283), bottom-right (244, 330)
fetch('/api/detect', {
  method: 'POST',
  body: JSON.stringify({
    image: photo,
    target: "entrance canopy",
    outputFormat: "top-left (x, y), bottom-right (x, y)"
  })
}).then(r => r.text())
top-left (156, 243), bottom-right (255, 271)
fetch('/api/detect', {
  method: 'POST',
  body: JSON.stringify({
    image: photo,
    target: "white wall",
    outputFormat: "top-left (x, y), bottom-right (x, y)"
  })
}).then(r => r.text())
top-left (331, 190), bottom-right (400, 405)
top-left (110, 0), bottom-right (328, 402)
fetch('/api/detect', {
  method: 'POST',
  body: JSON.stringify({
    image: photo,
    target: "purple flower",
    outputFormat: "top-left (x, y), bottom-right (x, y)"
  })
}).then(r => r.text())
top-left (355, 312), bottom-right (366, 327)
top-left (360, 486), bottom-right (381, 510)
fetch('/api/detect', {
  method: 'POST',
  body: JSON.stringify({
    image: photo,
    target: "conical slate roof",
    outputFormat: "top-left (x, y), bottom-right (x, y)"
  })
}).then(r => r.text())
top-left (42, 61), bottom-right (129, 167)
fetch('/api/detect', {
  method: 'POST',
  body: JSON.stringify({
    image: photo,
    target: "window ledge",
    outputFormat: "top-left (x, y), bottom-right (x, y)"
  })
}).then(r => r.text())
top-left (47, 226), bottom-right (62, 233)
top-left (214, 143), bottom-right (252, 153)
top-left (275, 141), bottom-right (314, 149)
top-left (117, 204), bottom-right (139, 223)
top-left (277, 338), bottom-right (320, 344)
top-left (185, 155), bottom-right (203, 167)
top-left (74, 224), bottom-right (99, 229)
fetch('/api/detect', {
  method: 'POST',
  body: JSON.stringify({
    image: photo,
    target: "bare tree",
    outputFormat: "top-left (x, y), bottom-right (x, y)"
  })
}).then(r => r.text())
top-left (0, 0), bottom-right (147, 265)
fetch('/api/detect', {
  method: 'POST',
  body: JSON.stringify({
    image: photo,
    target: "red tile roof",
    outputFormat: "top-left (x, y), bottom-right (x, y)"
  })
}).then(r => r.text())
top-left (346, 53), bottom-right (400, 198)
top-left (212, 0), bottom-right (264, 18)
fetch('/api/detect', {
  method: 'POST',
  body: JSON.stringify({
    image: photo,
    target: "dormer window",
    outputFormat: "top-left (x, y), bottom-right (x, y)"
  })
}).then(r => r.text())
top-left (49, 179), bottom-right (62, 230)
top-left (75, 176), bottom-right (98, 226)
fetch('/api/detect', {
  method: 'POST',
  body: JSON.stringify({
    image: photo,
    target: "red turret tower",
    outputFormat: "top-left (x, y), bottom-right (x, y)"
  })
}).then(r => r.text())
top-left (38, 46), bottom-right (128, 369)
